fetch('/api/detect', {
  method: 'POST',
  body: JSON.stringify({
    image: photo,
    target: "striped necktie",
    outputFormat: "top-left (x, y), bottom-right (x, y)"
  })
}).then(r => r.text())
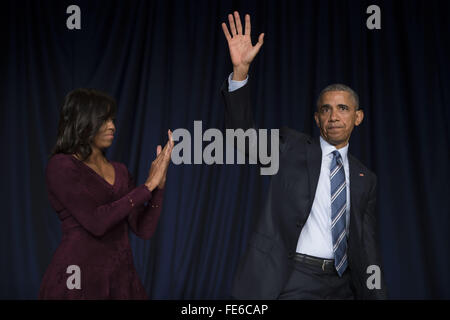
top-left (330, 150), bottom-right (348, 277)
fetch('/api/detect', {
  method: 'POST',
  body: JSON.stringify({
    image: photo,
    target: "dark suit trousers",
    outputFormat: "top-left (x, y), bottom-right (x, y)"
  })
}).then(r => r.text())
top-left (278, 257), bottom-right (355, 300)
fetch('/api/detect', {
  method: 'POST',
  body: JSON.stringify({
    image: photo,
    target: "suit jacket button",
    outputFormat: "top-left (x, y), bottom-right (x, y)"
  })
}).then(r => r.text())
top-left (288, 252), bottom-right (294, 258)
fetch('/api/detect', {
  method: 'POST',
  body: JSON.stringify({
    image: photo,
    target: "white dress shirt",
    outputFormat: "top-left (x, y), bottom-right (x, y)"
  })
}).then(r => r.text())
top-left (296, 137), bottom-right (351, 259)
top-left (228, 72), bottom-right (248, 92)
top-left (227, 73), bottom-right (351, 259)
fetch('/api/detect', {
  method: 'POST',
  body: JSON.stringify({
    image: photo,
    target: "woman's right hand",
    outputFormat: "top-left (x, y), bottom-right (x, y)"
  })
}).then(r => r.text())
top-left (145, 130), bottom-right (174, 192)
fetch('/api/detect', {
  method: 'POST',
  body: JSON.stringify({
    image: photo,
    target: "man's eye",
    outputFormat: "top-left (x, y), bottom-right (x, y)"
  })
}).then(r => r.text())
top-left (339, 105), bottom-right (349, 110)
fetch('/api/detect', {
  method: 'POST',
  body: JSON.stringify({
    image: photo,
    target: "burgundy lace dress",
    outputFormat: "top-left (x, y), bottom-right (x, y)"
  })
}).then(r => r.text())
top-left (38, 153), bottom-right (164, 299)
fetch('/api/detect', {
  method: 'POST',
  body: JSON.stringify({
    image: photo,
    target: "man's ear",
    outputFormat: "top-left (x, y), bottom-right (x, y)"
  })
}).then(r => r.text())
top-left (355, 109), bottom-right (364, 126)
top-left (314, 112), bottom-right (320, 128)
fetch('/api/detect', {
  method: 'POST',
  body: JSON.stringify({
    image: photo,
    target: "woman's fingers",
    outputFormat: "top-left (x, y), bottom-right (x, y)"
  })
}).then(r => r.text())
top-left (168, 129), bottom-right (174, 149)
top-left (162, 130), bottom-right (174, 157)
top-left (156, 145), bottom-right (162, 156)
top-left (148, 129), bottom-right (174, 188)
top-left (154, 129), bottom-right (174, 164)
top-left (161, 139), bottom-right (170, 156)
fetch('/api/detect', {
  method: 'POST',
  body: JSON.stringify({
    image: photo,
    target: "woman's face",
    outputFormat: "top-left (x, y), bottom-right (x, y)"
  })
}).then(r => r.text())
top-left (92, 118), bottom-right (115, 150)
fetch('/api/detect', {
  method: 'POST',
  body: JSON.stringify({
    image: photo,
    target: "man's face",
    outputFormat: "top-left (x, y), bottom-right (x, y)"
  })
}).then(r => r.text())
top-left (314, 91), bottom-right (364, 149)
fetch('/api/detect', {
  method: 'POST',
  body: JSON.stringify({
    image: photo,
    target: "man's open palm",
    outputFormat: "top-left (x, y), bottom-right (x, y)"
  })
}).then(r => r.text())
top-left (222, 12), bottom-right (264, 76)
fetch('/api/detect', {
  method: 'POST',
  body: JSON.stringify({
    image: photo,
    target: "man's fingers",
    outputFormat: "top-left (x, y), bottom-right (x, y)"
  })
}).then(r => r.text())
top-left (244, 14), bottom-right (251, 36)
top-left (222, 23), bottom-right (232, 41)
top-left (234, 11), bottom-right (243, 35)
top-left (156, 145), bottom-right (162, 156)
top-left (228, 14), bottom-right (237, 36)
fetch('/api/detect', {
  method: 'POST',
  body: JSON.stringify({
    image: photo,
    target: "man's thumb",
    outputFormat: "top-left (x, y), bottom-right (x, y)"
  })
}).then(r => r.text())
top-left (256, 33), bottom-right (264, 47)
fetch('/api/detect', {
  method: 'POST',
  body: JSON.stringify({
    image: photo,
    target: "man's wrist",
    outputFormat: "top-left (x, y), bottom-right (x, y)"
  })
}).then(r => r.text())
top-left (232, 65), bottom-right (249, 81)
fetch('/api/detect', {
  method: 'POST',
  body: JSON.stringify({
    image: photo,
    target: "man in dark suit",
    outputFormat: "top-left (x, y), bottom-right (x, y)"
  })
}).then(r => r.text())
top-left (221, 12), bottom-right (387, 299)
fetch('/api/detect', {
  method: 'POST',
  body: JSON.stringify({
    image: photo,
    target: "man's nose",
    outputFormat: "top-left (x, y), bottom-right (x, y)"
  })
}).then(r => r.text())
top-left (329, 108), bottom-right (339, 121)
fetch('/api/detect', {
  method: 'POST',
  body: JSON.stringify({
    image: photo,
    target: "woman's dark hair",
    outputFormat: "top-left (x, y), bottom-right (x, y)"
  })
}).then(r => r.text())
top-left (50, 88), bottom-right (117, 161)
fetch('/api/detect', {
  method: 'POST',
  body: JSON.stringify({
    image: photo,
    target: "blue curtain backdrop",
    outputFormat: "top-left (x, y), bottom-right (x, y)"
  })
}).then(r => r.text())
top-left (1, 0), bottom-right (449, 299)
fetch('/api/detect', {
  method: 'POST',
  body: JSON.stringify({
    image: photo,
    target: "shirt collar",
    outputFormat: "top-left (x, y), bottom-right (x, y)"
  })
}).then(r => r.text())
top-left (319, 135), bottom-right (349, 163)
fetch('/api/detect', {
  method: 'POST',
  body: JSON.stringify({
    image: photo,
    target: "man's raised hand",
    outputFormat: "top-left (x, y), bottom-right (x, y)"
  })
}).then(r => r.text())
top-left (222, 12), bottom-right (264, 81)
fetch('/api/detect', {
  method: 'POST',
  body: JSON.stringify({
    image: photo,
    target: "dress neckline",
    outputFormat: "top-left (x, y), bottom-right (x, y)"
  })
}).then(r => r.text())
top-left (70, 154), bottom-right (117, 189)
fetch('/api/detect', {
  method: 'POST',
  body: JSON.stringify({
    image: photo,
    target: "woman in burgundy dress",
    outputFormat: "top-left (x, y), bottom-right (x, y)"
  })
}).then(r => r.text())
top-left (39, 88), bottom-right (174, 299)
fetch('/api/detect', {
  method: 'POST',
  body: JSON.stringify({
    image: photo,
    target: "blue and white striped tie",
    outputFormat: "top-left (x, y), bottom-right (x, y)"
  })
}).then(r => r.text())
top-left (330, 151), bottom-right (348, 277)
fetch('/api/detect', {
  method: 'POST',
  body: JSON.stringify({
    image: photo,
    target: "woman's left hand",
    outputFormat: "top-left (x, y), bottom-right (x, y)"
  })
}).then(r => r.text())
top-left (156, 130), bottom-right (174, 189)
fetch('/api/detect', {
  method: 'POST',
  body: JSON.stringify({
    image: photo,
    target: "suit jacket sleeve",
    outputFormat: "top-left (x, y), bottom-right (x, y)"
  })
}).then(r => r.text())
top-left (363, 173), bottom-right (388, 299)
top-left (221, 78), bottom-right (255, 131)
top-left (46, 156), bottom-right (153, 237)
top-left (126, 168), bottom-right (164, 240)
top-left (220, 78), bottom-right (289, 163)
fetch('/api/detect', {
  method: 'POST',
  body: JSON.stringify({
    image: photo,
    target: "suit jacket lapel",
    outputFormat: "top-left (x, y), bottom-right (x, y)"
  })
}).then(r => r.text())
top-left (349, 155), bottom-right (364, 240)
top-left (306, 136), bottom-right (322, 212)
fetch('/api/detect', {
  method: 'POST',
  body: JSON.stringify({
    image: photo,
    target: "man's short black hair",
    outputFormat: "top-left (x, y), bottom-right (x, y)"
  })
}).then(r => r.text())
top-left (316, 84), bottom-right (360, 110)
